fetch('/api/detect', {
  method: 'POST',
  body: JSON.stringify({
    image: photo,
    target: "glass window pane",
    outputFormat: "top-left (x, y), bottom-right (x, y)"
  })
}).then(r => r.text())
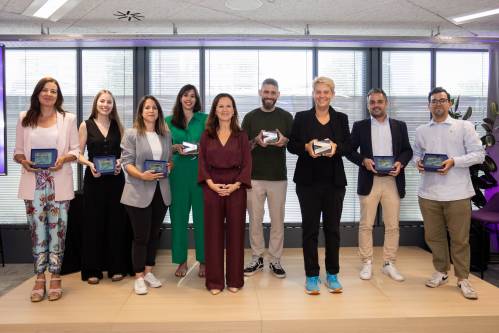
top-left (205, 49), bottom-right (314, 223)
top-left (1, 49), bottom-right (77, 223)
top-left (318, 50), bottom-right (368, 222)
top-left (81, 49), bottom-right (135, 129)
top-left (382, 50), bottom-right (431, 221)
top-left (436, 51), bottom-right (489, 136)
top-left (149, 49), bottom-right (200, 114)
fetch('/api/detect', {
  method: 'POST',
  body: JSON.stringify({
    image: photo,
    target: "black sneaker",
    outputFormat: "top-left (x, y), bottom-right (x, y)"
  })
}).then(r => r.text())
top-left (244, 257), bottom-right (264, 276)
top-left (269, 261), bottom-right (286, 278)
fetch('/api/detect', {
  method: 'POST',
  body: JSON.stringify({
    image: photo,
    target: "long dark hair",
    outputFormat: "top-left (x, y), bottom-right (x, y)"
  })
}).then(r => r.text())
top-left (89, 90), bottom-right (124, 137)
top-left (206, 93), bottom-right (241, 138)
top-left (22, 77), bottom-right (65, 128)
top-left (134, 95), bottom-right (168, 136)
top-left (171, 84), bottom-right (202, 129)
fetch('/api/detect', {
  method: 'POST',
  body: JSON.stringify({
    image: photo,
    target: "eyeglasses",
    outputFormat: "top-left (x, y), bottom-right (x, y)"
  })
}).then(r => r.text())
top-left (430, 98), bottom-right (449, 105)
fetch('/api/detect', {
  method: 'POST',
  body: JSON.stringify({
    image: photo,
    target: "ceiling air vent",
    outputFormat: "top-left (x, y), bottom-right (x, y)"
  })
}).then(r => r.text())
top-left (113, 10), bottom-right (144, 21)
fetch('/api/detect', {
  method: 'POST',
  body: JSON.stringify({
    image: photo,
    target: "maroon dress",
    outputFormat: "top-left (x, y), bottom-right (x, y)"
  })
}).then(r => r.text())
top-left (198, 130), bottom-right (252, 290)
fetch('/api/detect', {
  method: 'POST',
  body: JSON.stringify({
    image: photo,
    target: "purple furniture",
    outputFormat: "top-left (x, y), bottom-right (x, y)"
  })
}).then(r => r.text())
top-left (471, 193), bottom-right (499, 278)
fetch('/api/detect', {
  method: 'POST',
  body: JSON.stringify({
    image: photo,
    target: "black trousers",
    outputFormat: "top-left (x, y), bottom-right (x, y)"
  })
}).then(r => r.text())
top-left (125, 184), bottom-right (168, 273)
top-left (296, 184), bottom-right (345, 277)
top-left (81, 172), bottom-right (132, 280)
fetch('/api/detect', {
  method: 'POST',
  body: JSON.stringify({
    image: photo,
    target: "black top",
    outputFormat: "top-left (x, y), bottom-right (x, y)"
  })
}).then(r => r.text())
top-left (287, 106), bottom-right (352, 187)
top-left (85, 118), bottom-right (122, 161)
top-left (241, 107), bottom-right (293, 181)
top-left (310, 117), bottom-right (335, 184)
top-left (346, 118), bottom-right (413, 198)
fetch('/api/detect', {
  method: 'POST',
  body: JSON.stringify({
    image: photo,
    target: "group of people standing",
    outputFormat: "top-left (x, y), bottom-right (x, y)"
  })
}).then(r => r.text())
top-left (14, 74), bottom-right (484, 302)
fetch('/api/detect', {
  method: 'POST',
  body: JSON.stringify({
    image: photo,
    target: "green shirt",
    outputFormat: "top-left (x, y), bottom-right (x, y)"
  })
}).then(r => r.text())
top-left (165, 112), bottom-right (208, 165)
top-left (241, 107), bottom-right (293, 181)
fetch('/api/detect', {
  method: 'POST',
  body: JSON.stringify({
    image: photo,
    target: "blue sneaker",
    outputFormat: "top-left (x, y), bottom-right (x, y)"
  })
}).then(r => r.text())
top-left (325, 273), bottom-right (343, 293)
top-left (305, 276), bottom-right (321, 295)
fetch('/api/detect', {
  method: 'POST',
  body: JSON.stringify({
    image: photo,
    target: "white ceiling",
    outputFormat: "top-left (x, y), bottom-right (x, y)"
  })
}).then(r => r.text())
top-left (0, 0), bottom-right (498, 44)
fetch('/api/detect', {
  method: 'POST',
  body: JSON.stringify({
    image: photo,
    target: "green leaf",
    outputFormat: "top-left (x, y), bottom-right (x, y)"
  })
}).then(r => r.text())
top-left (462, 106), bottom-right (472, 120)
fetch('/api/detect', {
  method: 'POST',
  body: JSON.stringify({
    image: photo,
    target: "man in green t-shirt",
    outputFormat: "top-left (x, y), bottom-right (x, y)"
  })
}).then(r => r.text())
top-left (242, 78), bottom-right (293, 278)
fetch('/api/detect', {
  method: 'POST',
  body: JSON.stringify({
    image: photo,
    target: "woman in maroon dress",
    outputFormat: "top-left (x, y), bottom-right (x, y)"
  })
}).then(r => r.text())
top-left (198, 93), bottom-right (251, 295)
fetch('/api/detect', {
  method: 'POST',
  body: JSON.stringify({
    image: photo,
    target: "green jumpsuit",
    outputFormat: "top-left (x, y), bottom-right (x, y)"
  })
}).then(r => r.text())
top-left (165, 112), bottom-right (207, 264)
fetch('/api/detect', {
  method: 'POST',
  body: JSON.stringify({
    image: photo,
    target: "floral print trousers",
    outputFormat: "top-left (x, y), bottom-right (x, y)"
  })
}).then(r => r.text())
top-left (24, 171), bottom-right (70, 274)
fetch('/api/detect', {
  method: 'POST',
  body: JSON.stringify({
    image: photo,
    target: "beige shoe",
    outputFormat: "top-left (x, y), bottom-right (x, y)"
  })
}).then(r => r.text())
top-left (48, 277), bottom-right (63, 301)
top-left (30, 278), bottom-right (46, 302)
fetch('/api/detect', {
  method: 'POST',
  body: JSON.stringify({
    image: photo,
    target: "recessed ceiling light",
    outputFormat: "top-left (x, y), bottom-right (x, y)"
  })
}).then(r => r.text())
top-left (22, 0), bottom-right (81, 21)
top-left (452, 7), bottom-right (499, 24)
top-left (225, 0), bottom-right (263, 11)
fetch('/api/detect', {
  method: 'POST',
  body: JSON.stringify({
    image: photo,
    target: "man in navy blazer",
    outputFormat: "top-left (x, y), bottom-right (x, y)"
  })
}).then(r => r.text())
top-left (347, 88), bottom-right (412, 282)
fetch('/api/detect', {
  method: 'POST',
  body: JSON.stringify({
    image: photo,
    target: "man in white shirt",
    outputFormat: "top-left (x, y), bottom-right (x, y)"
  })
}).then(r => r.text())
top-left (413, 87), bottom-right (485, 300)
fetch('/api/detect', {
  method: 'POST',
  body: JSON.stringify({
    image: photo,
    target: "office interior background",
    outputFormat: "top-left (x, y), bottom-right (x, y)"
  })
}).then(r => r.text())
top-left (0, 0), bottom-right (498, 260)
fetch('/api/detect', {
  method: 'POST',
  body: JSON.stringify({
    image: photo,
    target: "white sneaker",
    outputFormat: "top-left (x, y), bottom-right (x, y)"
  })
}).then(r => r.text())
top-left (144, 272), bottom-right (162, 288)
top-left (359, 260), bottom-right (372, 280)
top-left (381, 262), bottom-right (405, 282)
top-left (425, 271), bottom-right (448, 288)
top-left (134, 278), bottom-right (148, 295)
top-left (457, 279), bottom-right (478, 300)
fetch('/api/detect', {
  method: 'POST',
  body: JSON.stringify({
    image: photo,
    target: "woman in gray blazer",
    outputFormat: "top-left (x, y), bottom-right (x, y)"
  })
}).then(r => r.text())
top-left (121, 95), bottom-right (172, 295)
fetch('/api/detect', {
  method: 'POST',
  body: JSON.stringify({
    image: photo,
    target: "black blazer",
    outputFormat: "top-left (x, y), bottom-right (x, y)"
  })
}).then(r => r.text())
top-left (287, 106), bottom-right (352, 187)
top-left (347, 118), bottom-right (413, 198)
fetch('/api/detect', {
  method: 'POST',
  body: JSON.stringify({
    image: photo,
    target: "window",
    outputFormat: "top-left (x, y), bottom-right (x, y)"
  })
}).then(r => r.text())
top-left (81, 49), bottom-right (135, 128)
top-left (205, 49), bottom-right (314, 223)
top-left (148, 49), bottom-right (200, 114)
top-left (436, 51), bottom-right (489, 135)
top-left (382, 50), bottom-right (432, 221)
top-left (0, 49), bottom-right (77, 223)
top-left (318, 49), bottom-right (368, 222)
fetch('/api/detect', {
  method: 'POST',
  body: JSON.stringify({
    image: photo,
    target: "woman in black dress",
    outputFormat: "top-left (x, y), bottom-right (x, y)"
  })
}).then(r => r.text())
top-left (78, 90), bottom-right (132, 284)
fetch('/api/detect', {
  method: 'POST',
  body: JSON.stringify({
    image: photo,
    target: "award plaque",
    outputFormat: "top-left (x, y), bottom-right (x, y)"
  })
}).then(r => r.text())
top-left (144, 159), bottom-right (168, 176)
top-left (423, 154), bottom-right (448, 172)
top-left (93, 155), bottom-right (116, 175)
top-left (182, 141), bottom-right (198, 155)
top-left (373, 156), bottom-right (395, 174)
top-left (262, 130), bottom-right (279, 144)
top-left (312, 139), bottom-right (332, 155)
top-left (31, 148), bottom-right (57, 169)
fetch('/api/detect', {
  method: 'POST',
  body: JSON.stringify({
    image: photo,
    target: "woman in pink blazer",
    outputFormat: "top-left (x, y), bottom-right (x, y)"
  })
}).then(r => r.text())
top-left (14, 77), bottom-right (79, 302)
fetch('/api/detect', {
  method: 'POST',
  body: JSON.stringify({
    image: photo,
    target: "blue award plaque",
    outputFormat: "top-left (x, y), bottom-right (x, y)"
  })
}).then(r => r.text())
top-left (144, 159), bottom-right (168, 176)
top-left (423, 154), bottom-right (449, 172)
top-left (31, 148), bottom-right (57, 169)
top-left (93, 155), bottom-right (116, 175)
top-left (374, 156), bottom-right (395, 174)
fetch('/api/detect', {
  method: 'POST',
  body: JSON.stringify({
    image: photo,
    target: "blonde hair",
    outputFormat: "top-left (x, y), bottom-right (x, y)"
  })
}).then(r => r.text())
top-left (313, 76), bottom-right (335, 93)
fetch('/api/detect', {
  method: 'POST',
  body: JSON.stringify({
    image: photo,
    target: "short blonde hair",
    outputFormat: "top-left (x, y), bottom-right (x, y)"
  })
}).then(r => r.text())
top-left (313, 76), bottom-right (335, 93)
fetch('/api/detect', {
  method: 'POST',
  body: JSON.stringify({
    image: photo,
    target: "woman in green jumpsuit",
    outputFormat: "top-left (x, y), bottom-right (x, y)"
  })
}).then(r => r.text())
top-left (165, 84), bottom-right (207, 277)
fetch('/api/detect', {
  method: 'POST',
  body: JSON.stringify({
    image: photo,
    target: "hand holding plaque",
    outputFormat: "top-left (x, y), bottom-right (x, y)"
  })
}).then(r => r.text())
top-left (312, 139), bottom-right (333, 156)
top-left (144, 159), bottom-right (168, 178)
top-left (182, 141), bottom-right (199, 155)
top-left (93, 155), bottom-right (117, 175)
top-left (30, 149), bottom-right (58, 169)
top-left (262, 130), bottom-right (279, 145)
top-left (423, 154), bottom-right (449, 172)
top-left (373, 156), bottom-right (395, 174)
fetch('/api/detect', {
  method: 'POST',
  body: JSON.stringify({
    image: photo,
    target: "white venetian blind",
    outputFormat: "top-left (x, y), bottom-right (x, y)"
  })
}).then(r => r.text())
top-left (382, 50), bottom-right (431, 221)
top-left (0, 49), bottom-right (77, 224)
top-left (318, 49), bottom-right (368, 222)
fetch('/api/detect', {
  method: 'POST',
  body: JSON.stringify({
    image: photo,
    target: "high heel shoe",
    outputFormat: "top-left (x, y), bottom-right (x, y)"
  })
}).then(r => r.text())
top-left (30, 278), bottom-right (46, 302)
top-left (209, 289), bottom-right (222, 295)
top-left (48, 277), bottom-right (63, 301)
top-left (227, 287), bottom-right (240, 293)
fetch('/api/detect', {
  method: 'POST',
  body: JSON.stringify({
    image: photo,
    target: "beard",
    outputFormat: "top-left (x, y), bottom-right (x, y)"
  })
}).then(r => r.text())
top-left (262, 98), bottom-right (276, 110)
top-left (369, 108), bottom-right (385, 119)
top-left (432, 108), bottom-right (446, 118)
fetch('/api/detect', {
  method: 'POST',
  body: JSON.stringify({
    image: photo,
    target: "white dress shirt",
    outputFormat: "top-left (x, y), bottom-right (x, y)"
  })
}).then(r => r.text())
top-left (371, 116), bottom-right (393, 157)
top-left (413, 115), bottom-right (485, 201)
